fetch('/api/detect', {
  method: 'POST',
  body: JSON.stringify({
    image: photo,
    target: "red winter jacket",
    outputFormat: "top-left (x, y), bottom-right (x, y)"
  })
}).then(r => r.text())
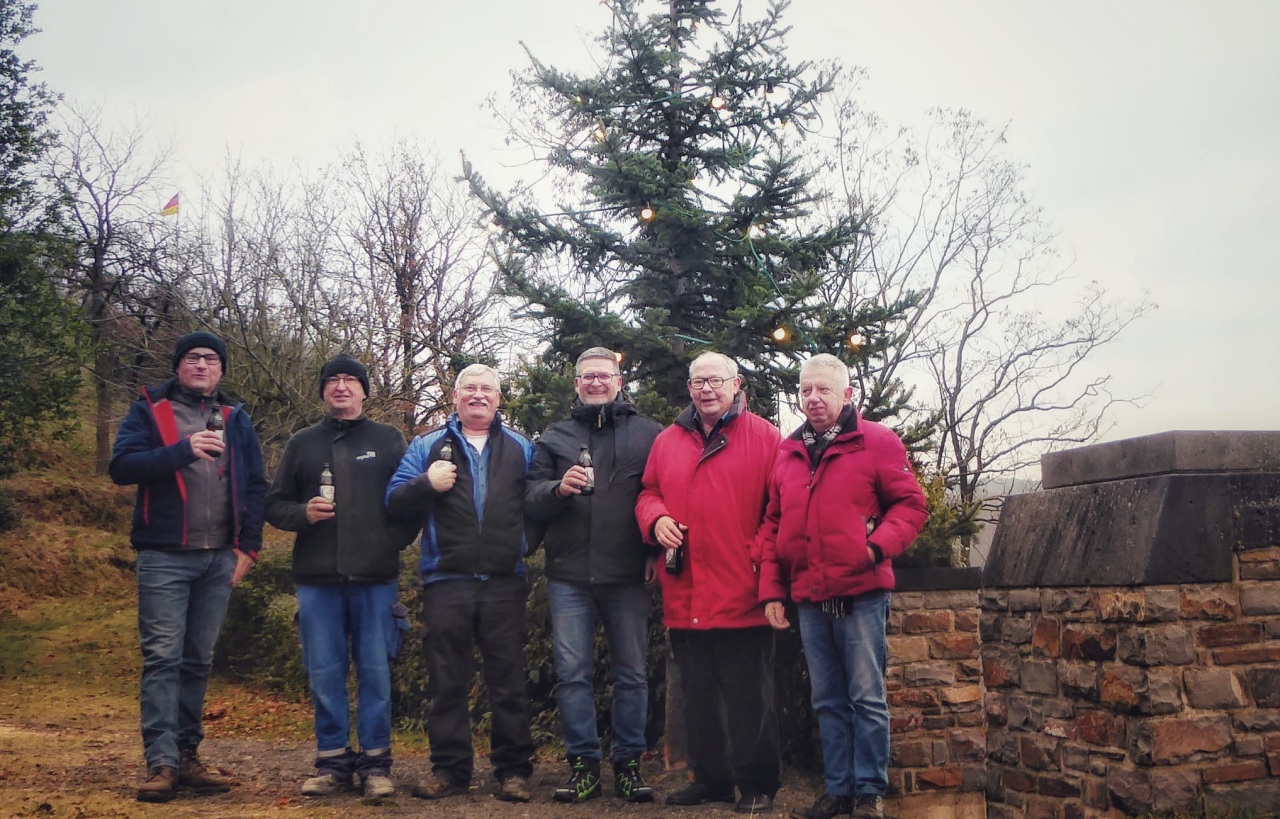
top-left (636, 399), bottom-right (780, 630)
top-left (757, 410), bottom-right (927, 605)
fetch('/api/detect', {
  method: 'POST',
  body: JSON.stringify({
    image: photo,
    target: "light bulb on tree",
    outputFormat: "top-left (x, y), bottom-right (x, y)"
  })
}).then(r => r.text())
top-left (709, 94), bottom-right (728, 110)
top-left (639, 205), bottom-right (657, 223)
top-left (771, 326), bottom-right (790, 343)
top-left (848, 331), bottom-right (866, 349)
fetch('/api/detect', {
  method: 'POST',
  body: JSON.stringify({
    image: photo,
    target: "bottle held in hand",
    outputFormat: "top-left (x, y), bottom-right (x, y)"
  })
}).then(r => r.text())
top-left (206, 405), bottom-right (224, 442)
top-left (664, 544), bottom-right (684, 575)
top-left (437, 438), bottom-right (454, 463)
top-left (319, 463), bottom-right (335, 502)
top-left (578, 444), bottom-right (595, 496)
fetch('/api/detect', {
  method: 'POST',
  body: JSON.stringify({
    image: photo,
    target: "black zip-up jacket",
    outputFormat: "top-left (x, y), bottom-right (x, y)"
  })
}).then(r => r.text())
top-left (265, 415), bottom-right (418, 584)
top-left (525, 397), bottom-right (662, 585)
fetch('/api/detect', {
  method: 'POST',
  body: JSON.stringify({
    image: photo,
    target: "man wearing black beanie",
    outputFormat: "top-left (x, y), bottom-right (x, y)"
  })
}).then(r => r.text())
top-left (266, 354), bottom-right (417, 800)
top-left (110, 330), bottom-right (267, 803)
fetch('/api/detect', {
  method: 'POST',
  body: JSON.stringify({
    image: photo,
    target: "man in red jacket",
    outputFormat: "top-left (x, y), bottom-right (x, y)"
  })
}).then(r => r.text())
top-left (636, 352), bottom-right (781, 814)
top-left (759, 354), bottom-right (927, 819)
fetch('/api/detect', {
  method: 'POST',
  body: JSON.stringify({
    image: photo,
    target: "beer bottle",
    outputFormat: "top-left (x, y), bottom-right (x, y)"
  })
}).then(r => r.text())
top-left (206, 405), bottom-right (224, 441)
top-left (578, 444), bottom-right (595, 495)
top-left (319, 463), bottom-right (335, 502)
top-left (438, 438), bottom-right (454, 463)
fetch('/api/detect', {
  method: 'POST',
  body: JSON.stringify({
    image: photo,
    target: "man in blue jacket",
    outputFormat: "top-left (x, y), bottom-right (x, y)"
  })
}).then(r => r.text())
top-left (386, 363), bottom-right (536, 804)
top-left (110, 330), bottom-right (267, 803)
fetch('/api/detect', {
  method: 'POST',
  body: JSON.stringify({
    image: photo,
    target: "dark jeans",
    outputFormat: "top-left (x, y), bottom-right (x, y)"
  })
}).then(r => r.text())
top-left (668, 626), bottom-right (781, 797)
top-left (136, 548), bottom-right (236, 769)
top-left (421, 575), bottom-right (534, 783)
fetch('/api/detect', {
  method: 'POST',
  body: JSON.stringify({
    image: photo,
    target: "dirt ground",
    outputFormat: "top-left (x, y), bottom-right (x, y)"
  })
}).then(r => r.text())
top-left (0, 716), bottom-right (826, 819)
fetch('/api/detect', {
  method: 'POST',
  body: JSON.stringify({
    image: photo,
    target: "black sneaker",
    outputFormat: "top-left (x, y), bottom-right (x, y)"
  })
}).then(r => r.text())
top-left (665, 781), bottom-right (736, 805)
top-left (793, 793), bottom-right (853, 819)
top-left (613, 757), bottom-right (654, 803)
top-left (553, 756), bottom-right (601, 803)
top-left (852, 794), bottom-right (884, 818)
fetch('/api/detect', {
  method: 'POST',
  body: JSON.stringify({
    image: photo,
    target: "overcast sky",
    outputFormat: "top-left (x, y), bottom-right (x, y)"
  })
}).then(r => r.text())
top-left (23, 0), bottom-right (1280, 444)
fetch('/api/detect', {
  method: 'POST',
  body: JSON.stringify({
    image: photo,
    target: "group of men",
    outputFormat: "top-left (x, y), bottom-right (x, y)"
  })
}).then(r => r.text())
top-left (111, 330), bottom-right (926, 819)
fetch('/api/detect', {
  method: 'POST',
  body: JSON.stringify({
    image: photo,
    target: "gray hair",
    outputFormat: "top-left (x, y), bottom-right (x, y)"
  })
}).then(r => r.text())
top-left (454, 363), bottom-right (502, 392)
top-left (799, 353), bottom-right (850, 391)
top-left (575, 347), bottom-right (619, 374)
top-left (688, 351), bottom-right (739, 379)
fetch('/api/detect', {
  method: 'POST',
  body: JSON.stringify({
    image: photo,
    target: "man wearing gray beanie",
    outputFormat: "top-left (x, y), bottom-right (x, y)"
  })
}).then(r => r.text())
top-left (266, 354), bottom-right (417, 799)
top-left (110, 329), bottom-right (267, 803)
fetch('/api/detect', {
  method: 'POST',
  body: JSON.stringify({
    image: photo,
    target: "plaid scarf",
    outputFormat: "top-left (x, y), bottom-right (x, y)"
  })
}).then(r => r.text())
top-left (801, 403), bottom-right (854, 469)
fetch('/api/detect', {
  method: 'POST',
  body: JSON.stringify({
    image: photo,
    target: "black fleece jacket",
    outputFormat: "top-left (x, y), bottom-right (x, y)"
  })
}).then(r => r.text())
top-left (525, 397), bottom-right (662, 585)
top-left (265, 415), bottom-right (417, 584)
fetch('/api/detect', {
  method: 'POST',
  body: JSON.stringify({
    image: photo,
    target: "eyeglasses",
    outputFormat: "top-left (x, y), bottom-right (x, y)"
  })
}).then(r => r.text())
top-left (459, 384), bottom-right (498, 395)
top-left (576, 373), bottom-right (617, 383)
top-left (326, 375), bottom-right (361, 387)
top-left (687, 376), bottom-right (728, 390)
top-left (182, 353), bottom-right (221, 367)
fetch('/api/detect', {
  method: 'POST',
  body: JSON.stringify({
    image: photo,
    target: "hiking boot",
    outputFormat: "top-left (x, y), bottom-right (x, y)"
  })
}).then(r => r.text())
top-left (498, 774), bottom-right (532, 803)
top-left (301, 772), bottom-right (353, 796)
top-left (613, 757), bottom-right (654, 803)
top-left (137, 766), bottom-right (178, 803)
top-left (793, 793), bottom-right (853, 819)
top-left (853, 794), bottom-right (885, 818)
top-left (554, 756), bottom-right (602, 803)
top-left (410, 772), bottom-right (468, 799)
top-left (737, 792), bottom-right (775, 813)
top-left (665, 781), bottom-right (736, 805)
top-left (362, 771), bottom-right (395, 799)
top-left (178, 747), bottom-right (234, 794)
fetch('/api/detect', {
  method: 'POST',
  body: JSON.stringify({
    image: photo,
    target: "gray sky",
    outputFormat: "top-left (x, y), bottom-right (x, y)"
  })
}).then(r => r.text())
top-left (25, 0), bottom-right (1280, 443)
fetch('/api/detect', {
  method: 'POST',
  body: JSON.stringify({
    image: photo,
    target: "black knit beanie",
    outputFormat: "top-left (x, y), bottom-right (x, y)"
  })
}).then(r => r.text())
top-left (172, 331), bottom-right (228, 371)
top-left (319, 354), bottom-right (370, 399)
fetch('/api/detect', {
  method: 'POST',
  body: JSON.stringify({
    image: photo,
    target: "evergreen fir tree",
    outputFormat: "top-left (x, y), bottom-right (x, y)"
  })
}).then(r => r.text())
top-left (467, 0), bottom-right (912, 420)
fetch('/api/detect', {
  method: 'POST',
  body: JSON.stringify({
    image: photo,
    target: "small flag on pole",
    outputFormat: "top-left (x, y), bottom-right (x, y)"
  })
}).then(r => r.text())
top-left (161, 193), bottom-right (180, 217)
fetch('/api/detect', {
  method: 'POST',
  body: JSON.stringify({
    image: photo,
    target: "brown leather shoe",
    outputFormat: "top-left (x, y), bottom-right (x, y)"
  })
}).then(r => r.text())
top-left (178, 747), bottom-right (234, 794)
top-left (136, 766), bottom-right (178, 803)
top-left (498, 774), bottom-right (532, 803)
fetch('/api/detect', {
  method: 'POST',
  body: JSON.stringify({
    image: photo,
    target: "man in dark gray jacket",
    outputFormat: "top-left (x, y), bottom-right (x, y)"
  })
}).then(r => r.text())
top-left (265, 355), bottom-right (416, 800)
top-left (525, 347), bottom-right (663, 804)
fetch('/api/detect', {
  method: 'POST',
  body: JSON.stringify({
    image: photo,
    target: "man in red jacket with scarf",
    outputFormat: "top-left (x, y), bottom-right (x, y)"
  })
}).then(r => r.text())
top-left (759, 354), bottom-right (927, 819)
top-left (636, 351), bottom-right (781, 814)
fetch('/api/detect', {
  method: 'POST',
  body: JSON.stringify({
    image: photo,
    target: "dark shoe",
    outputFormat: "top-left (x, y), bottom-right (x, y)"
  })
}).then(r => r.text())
top-left (301, 772), bottom-right (353, 796)
top-left (613, 757), bottom-right (654, 803)
top-left (737, 792), bottom-right (775, 813)
top-left (498, 774), bottom-right (532, 803)
top-left (554, 756), bottom-right (601, 803)
top-left (410, 773), bottom-right (468, 799)
top-left (665, 781), bottom-right (736, 806)
top-left (177, 747), bottom-right (234, 794)
top-left (793, 793), bottom-right (853, 819)
top-left (852, 794), bottom-right (885, 819)
top-left (136, 766), bottom-right (178, 803)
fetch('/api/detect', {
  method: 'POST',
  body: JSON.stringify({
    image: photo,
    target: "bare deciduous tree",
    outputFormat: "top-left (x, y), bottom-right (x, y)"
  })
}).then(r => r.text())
top-left (819, 82), bottom-right (1153, 563)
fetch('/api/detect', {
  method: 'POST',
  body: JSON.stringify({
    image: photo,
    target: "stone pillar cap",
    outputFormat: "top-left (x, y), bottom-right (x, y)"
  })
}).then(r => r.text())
top-left (1042, 430), bottom-right (1280, 489)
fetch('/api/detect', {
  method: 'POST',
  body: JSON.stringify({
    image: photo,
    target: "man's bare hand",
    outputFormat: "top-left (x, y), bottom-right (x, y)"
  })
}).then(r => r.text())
top-left (188, 430), bottom-right (225, 462)
top-left (764, 601), bottom-right (790, 630)
top-left (306, 496), bottom-right (336, 524)
top-left (427, 460), bottom-right (458, 492)
top-left (556, 465), bottom-right (589, 497)
top-left (231, 551), bottom-right (254, 587)
top-left (654, 516), bottom-right (687, 550)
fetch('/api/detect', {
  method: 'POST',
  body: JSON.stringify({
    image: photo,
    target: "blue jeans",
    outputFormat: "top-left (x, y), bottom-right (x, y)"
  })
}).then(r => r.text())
top-left (296, 581), bottom-right (400, 771)
top-left (548, 580), bottom-right (649, 762)
top-left (136, 548), bottom-right (237, 768)
top-left (797, 591), bottom-right (891, 798)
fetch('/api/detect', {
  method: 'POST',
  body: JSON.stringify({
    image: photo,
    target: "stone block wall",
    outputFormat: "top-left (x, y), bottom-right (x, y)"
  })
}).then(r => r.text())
top-left (980, 554), bottom-right (1280, 817)
top-left (886, 571), bottom-right (987, 817)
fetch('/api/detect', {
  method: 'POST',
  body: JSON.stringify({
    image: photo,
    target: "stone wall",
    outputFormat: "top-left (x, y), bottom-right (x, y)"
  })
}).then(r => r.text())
top-left (977, 431), bottom-right (1280, 817)
top-left (885, 568), bottom-right (987, 818)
